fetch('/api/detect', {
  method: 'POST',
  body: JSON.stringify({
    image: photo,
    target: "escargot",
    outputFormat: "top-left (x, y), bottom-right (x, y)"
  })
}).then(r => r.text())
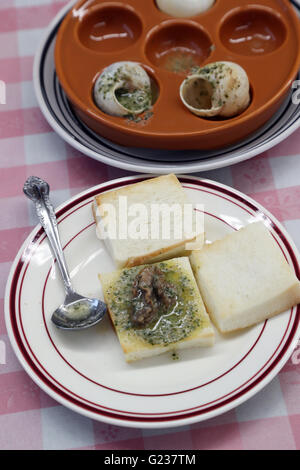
top-left (180, 61), bottom-right (251, 118)
top-left (94, 61), bottom-right (152, 117)
top-left (156, 0), bottom-right (215, 17)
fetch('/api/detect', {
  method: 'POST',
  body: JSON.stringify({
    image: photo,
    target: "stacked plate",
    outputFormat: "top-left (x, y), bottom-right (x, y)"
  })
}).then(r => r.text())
top-left (34, 0), bottom-right (300, 174)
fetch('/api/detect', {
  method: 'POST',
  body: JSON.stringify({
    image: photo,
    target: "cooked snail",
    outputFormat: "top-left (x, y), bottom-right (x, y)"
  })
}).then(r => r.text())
top-left (94, 61), bottom-right (152, 117)
top-left (156, 0), bottom-right (215, 17)
top-left (180, 61), bottom-right (250, 118)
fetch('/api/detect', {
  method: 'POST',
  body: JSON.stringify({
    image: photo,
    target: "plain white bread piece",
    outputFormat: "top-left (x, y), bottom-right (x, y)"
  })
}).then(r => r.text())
top-left (99, 257), bottom-right (215, 362)
top-left (190, 222), bottom-right (300, 333)
top-left (93, 174), bottom-right (204, 268)
top-left (180, 62), bottom-right (250, 118)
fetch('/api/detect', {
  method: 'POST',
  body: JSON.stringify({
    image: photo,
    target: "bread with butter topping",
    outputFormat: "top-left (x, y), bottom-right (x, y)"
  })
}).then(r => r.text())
top-left (99, 257), bottom-right (215, 362)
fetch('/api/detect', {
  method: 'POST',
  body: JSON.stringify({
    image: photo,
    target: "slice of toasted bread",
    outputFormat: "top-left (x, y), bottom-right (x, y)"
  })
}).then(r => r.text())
top-left (99, 257), bottom-right (214, 362)
top-left (190, 222), bottom-right (300, 333)
top-left (93, 174), bottom-right (204, 268)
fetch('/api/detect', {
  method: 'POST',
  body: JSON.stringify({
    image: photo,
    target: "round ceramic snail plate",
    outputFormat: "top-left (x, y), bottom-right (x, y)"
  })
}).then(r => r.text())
top-left (55, 0), bottom-right (300, 150)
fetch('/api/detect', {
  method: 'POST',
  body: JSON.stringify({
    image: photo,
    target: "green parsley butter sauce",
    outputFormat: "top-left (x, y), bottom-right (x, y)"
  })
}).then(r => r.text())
top-left (65, 300), bottom-right (91, 320)
top-left (115, 87), bottom-right (152, 113)
top-left (107, 261), bottom-right (208, 346)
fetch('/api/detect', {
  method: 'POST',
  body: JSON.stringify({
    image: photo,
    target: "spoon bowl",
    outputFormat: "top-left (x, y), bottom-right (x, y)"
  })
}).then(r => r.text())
top-left (51, 294), bottom-right (106, 330)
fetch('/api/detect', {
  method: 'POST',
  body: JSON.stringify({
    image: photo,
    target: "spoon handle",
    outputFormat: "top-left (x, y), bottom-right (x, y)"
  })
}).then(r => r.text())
top-left (23, 176), bottom-right (73, 295)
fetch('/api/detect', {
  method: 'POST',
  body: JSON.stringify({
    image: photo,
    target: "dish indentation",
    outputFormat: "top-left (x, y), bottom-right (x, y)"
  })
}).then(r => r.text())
top-left (77, 4), bottom-right (143, 53)
top-left (145, 21), bottom-right (213, 74)
top-left (220, 7), bottom-right (287, 56)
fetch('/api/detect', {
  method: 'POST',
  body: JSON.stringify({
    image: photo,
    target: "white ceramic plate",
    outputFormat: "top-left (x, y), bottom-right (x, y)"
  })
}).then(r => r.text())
top-left (5, 176), bottom-right (300, 428)
top-left (33, 0), bottom-right (300, 174)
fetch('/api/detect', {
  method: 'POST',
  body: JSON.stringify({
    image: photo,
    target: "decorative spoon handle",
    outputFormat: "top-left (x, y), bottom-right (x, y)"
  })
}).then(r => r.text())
top-left (23, 176), bottom-right (73, 294)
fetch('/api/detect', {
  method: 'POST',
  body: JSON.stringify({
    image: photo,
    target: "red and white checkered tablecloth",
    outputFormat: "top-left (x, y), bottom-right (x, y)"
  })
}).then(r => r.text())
top-left (0, 0), bottom-right (300, 451)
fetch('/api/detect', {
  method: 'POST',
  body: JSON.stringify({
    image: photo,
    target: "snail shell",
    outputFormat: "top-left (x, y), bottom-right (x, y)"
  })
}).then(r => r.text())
top-left (156, 0), bottom-right (215, 17)
top-left (180, 62), bottom-right (250, 118)
top-left (94, 61), bottom-right (152, 117)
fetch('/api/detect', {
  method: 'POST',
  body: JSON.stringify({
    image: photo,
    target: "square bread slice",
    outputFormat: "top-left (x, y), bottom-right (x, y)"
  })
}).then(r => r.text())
top-left (93, 174), bottom-right (204, 268)
top-left (190, 222), bottom-right (300, 333)
top-left (99, 257), bottom-right (215, 362)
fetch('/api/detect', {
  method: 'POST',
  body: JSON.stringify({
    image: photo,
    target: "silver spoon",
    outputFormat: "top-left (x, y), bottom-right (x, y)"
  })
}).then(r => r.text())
top-left (23, 176), bottom-right (107, 330)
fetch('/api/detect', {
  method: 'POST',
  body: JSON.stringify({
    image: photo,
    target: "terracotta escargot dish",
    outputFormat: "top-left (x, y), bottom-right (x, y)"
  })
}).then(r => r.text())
top-left (55, 0), bottom-right (300, 150)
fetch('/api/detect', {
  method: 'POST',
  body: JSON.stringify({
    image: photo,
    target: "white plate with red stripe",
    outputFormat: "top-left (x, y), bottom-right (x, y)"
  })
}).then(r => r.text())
top-left (5, 176), bottom-right (300, 428)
